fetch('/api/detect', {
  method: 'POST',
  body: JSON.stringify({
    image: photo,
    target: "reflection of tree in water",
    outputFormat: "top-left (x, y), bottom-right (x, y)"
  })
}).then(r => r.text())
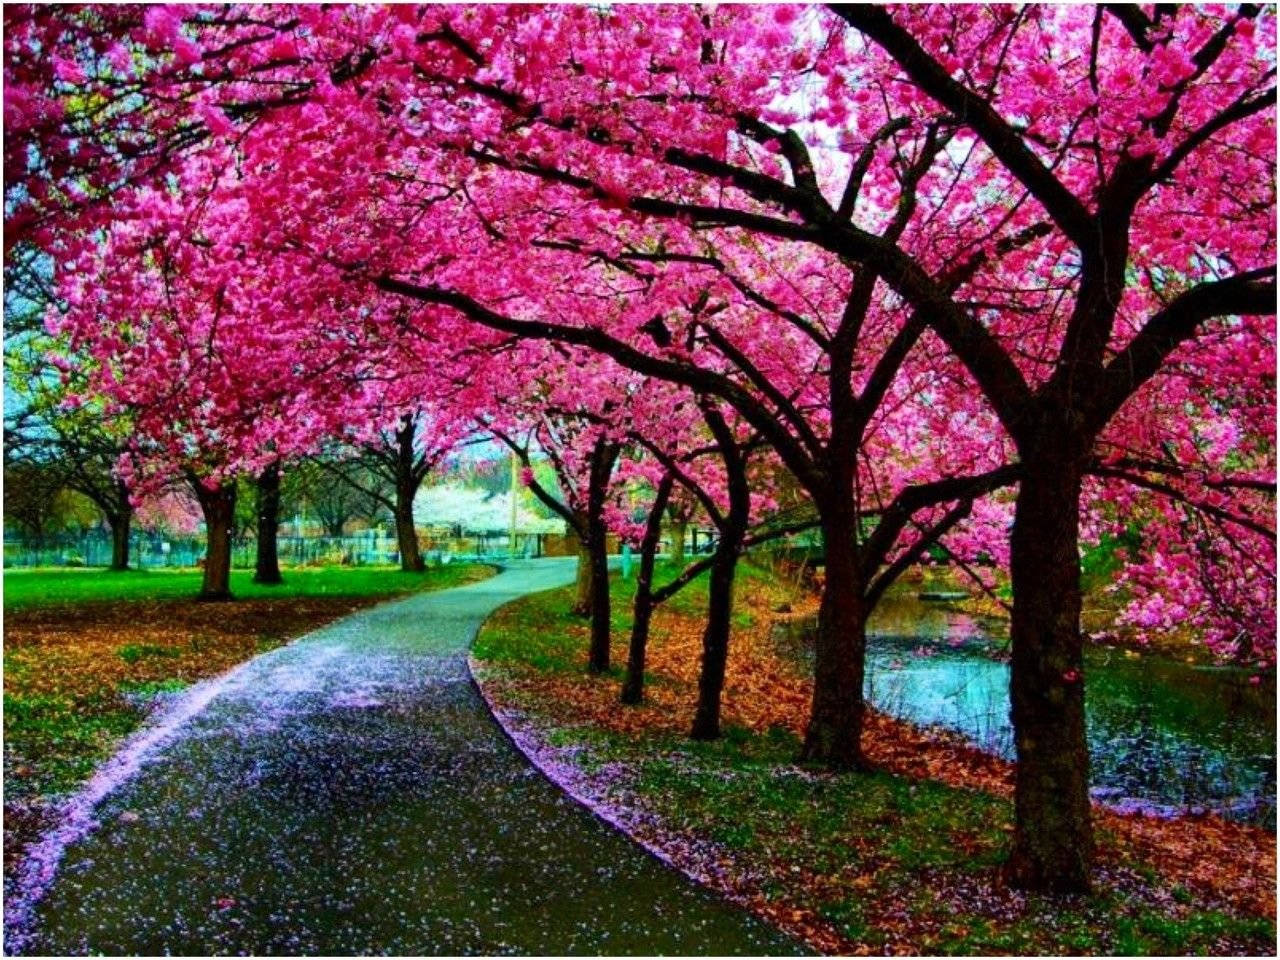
top-left (832, 587), bottom-right (1277, 827)
top-left (866, 645), bottom-right (1012, 756)
top-left (1088, 671), bottom-right (1276, 822)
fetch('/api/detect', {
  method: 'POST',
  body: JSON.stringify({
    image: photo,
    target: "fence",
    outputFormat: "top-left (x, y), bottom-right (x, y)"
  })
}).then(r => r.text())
top-left (2, 530), bottom-right (556, 570)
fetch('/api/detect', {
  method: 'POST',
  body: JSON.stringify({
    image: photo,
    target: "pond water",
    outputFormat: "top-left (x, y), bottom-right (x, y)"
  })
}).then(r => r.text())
top-left (778, 586), bottom-right (1276, 828)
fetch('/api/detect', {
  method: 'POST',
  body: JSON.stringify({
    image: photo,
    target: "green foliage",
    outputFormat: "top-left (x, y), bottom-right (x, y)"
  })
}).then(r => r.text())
top-left (1080, 528), bottom-right (1143, 592)
top-left (281, 458), bottom-right (391, 535)
top-left (3, 462), bottom-right (87, 541)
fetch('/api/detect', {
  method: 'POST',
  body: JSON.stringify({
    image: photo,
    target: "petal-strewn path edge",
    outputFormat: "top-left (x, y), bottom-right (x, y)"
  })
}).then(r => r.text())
top-left (7, 560), bottom-right (798, 957)
top-left (3, 657), bottom-right (260, 953)
top-left (469, 655), bottom-right (840, 954)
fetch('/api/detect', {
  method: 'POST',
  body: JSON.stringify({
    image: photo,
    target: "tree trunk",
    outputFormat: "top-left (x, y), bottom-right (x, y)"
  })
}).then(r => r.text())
top-left (194, 480), bottom-right (237, 601)
top-left (583, 439), bottom-right (620, 673)
top-left (253, 461), bottom-right (283, 584)
top-left (689, 531), bottom-right (743, 740)
top-left (669, 519), bottom-right (688, 565)
top-left (108, 505), bottom-right (131, 571)
top-left (395, 483), bottom-right (425, 573)
top-left (586, 518), bottom-right (611, 674)
top-left (623, 475), bottom-right (673, 705)
top-left (688, 404), bottom-right (750, 741)
top-left (572, 525), bottom-right (592, 617)
top-left (621, 557), bottom-right (655, 703)
top-left (391, 414), bottom-right (428, 572)
top-left (1006, 453), bottom-right (1093, 892)
top-left (800, 506), bottom-right (869, 770)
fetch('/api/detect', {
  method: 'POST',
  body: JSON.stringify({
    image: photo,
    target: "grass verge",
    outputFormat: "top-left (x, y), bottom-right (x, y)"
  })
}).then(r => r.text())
top-left (3, 564), bottom-right (489, 611)
top-left (472, 561), bottom-right (1275, 955)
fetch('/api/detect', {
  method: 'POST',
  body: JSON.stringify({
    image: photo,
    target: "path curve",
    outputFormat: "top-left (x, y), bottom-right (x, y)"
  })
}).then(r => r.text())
top-left (9, 560), bottom-right (796, 956)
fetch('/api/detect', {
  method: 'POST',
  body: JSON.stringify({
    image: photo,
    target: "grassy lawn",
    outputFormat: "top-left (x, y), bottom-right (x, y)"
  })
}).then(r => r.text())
top-left (3, 563), bottom-right (489, 611)
top-left (3, 562), bottom-right (496, 875)
top-left (472, 563), bottom-right (1275, 956)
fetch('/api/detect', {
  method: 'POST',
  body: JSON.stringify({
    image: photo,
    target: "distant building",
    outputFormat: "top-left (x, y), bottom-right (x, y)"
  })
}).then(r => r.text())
top-left (413, 483), bottom-right (564, 536)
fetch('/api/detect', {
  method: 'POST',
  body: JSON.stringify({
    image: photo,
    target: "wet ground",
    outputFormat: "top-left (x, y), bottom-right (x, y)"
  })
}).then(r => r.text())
top-left (8, 560), bottom-right (795, 955)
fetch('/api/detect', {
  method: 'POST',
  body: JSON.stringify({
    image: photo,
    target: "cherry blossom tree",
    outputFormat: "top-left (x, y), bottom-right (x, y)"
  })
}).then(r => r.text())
top-left (45, 181), bottom-right (379, 598)
top-left (7, 3), bottom-right (1274, 893)
top-left (491, 385), bottom-right (627, 673)
top-left (825, 5), bottom-right (1276, 889)
top-left (378, 5), bottom-right (1273, 888)
top-left (1086, 313), bottom-right (1275, 667)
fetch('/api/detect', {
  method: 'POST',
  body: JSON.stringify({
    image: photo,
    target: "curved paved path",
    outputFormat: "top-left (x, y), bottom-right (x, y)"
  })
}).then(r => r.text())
top-left (13, 560), bottom-right (796, 956)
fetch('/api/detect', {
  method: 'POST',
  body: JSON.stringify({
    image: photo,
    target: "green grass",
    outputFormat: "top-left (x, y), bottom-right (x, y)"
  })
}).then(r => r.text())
top-left (474, 572), bottom-right (1276, 956)
top-left (598, 726), bottom-right (1011, 876)
top-left (3, 692), bottom-right (139, 791)
top-left (473, 584), bottom-right (589, 672)
top-left (117, 643), bottom-right (184, 664)
top-left (4, 563), bottom-right (496, 806)
top-left (473, 559), bottom-right (778, 675)
top-left (118, 678), bottom-right (190, 696)
top-left (3, 563), bottom-right (493, 611)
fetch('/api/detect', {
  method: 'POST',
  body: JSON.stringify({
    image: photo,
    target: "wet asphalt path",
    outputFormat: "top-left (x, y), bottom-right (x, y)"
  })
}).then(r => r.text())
top-left (13, 559), bottom-right (796, 956)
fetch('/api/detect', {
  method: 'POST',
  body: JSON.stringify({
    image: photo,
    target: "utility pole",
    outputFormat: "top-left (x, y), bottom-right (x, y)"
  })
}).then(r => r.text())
top-left (509, 450), bottom-right (519, 558)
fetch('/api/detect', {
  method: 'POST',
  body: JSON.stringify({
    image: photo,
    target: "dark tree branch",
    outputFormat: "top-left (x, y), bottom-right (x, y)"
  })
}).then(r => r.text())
top-left (866, 498), bottom-right (974, 609)
top-left (833, 4), bottom-right (1096, 250)
top-left (1090, 465), bottom-right (1275, 540)
top-left (491, 427), bottom-right (581, 532)
top-left (859, 464), bottom-right (1021, 580)
top-left (376, 275), bottom-right (828, 493)
top-left (1102, 4), bottom-right (1156, 52)
top-left (1093, 267), bottom-right (1277, 428)
top-left (838, 117), bottom-right (912, 220)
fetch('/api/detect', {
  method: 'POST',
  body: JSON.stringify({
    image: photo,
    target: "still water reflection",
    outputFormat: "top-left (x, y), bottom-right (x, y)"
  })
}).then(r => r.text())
top-left (781, 585), bottom-right (1276, 827)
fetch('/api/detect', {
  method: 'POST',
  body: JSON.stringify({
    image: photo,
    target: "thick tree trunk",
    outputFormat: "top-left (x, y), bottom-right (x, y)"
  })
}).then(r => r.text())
top-left (586, 518), bottom-right (611, 674)
top-left (689, 532), bottom-right (742, 740)
top-left (572, 527), bottom-right (592, 617)
top-left (800, 507), bottom-right (869, 770)
top-left (669, 519), bottom-right (688, 565)
top-left (392, 415), bottom-right (428, 572)
top-left (622, 569), bottom-right (655, 704)
top-left (623, 475), bottom-right (673, 705)
top-left (253, 461), bottom-right (283, 585)
top-left (194, 481), bottom-right (237, 601)
top-left (1006, 454), bottom-right (1093, 892)
top-left (108, 505), bottom-right (131, 571)
top-left (395, 484), bottom-right (425, 573)
top-left (577, 438), bottom-right (620, 673)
